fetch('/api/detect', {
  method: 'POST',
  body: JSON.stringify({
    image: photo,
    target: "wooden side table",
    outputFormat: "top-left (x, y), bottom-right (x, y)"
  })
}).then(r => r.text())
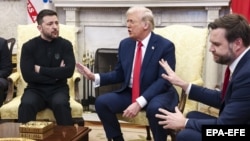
top-left (0, 122), bottom-right (91, 141)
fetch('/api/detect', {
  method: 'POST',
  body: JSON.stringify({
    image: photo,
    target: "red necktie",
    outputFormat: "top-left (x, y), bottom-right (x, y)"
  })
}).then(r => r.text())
top-left (221, 66), bottom-right (230, 100)
top-left (132, 41), bottom-right (143, 102)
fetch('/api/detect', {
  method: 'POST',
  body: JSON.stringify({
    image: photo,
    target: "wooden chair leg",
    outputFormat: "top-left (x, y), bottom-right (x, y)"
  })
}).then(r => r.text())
top-left (145, 126), bottom-right (178, 141)
top-left (146, 125), bottom-right (152, 140)
top-left (168, 129), bottom-right (177, 141)
top-left (73, 117), bottom-right (85, 126)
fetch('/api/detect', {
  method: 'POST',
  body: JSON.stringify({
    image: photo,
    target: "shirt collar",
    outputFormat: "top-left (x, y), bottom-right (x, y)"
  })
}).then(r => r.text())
top-left (230, 47), bottom-right (250, 73)
top-left (138, 32), bottom-right (151, 49)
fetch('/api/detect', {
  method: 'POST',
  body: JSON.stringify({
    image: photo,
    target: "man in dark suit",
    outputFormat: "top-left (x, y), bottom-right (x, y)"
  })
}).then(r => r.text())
top-left (0, 37), bottom-right (12, 107)
top-left (76, 6), bottom-right (179, 141)
top-left (156, 14), bottom-right (250, 141)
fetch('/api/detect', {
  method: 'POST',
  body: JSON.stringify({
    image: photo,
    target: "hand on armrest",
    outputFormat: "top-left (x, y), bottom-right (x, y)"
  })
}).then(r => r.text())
top-left (5, 72), bottom-right (21, 103)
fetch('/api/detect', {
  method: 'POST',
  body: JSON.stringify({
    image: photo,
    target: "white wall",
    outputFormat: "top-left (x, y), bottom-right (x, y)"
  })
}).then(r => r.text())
top-left (0, 0), bottom-right (26, 43)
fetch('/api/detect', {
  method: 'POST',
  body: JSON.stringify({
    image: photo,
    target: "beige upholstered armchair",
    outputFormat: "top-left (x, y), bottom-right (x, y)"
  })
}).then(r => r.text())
top-left (0, 24), bottom-right (84, 125)
top-left (117, 24), bottom-right (209, 140)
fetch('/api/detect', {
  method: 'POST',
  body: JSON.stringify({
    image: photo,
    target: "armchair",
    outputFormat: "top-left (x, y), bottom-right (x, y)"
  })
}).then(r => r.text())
top-left (0, 24), bottom-right (84, 125)
top-left (117, 24), bottom-right (208, 140)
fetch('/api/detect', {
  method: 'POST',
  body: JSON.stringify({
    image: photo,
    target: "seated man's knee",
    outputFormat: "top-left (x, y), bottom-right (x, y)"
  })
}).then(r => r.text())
top-left (21, 99), bottom-right (37, 106)
top-left (176, 130), bottom-right (189, 141)
top-left (146, 102), bottom-right (162, 118)
top-left (95, 95), bottom-right (108, 111)
top-left (186, 111), bottom-right (200, 118)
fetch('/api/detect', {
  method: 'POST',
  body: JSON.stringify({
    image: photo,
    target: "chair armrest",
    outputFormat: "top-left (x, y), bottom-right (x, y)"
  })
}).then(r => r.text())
top-left (4, 72), bottom-right (21, 104)
top-left (178, 78), bottom-right (203, 113)
top-left (178, 90), bottom-right (187, 113)
top-left (191, 78), bottom-right (203, 87)
top-left (72, 71), bottom-right (81, 102)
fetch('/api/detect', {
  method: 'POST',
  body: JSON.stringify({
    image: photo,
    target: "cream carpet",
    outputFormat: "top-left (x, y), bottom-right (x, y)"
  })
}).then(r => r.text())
top-left (83, 112), bottom-right (153, 141)
top-left (87, 122), bottom-right (151, 141)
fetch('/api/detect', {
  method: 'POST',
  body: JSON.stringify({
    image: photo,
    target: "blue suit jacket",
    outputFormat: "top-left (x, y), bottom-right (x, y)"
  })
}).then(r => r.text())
top-left (99, 32), bottom-right (178, 103)
top-left (187, 49), bottom-right (250, 131)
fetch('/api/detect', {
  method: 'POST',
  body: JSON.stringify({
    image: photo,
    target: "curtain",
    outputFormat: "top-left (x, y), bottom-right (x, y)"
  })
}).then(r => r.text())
top-left (230, 0), bottom-right (250, 23)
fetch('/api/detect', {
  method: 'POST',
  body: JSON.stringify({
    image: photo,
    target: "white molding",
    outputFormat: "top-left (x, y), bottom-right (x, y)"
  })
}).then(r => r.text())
top-left (54, 0), bottom-right (230, 8)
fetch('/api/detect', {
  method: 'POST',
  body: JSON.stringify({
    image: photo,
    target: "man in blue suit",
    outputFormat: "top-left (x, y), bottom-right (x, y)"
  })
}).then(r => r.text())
top-left (76, 6), bottom-right (179, 141)
top-left (0, 37), bottom-right (12, 107)
top-left (156, 14), bottom-right (250, 141)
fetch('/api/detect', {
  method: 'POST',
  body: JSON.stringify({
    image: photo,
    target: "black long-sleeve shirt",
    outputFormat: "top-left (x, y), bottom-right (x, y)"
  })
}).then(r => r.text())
top-left (20, 36), bottom-right (75, 90)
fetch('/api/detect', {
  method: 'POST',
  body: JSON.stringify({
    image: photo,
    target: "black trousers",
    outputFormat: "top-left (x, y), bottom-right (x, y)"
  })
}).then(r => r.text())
top-left (18, 86), bottom-right (73, 125)
top-left (0, 78), bottom-right (8, 107)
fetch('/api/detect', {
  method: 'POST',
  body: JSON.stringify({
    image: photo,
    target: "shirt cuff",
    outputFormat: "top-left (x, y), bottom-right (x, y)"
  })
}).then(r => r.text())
top-left (136, 96), bottom-right (147, 108)
top-left (185, 83), bottom-right (192, 95)
top-left (184, 118), bottom-right (189, 127)
top-left (93, 73), bottom-right (100, 87)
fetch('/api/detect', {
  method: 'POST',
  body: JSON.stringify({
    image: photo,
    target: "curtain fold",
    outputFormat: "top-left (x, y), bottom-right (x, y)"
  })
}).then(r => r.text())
top-left (230, 0), bottom-right (250, 23)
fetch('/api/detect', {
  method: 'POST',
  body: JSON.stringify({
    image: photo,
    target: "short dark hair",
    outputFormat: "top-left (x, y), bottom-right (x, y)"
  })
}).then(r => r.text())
top-left (36, 9), bottom-right (57, 25)
top-left (208, 14), bottom-right (250, 47)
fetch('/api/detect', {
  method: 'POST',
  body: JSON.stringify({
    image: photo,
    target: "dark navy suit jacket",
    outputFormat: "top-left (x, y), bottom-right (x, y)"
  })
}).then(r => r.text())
top-left (0, 37), bottom-right (12, 79)
top-left (187, 49), bottom-right (250, 131)
top-left (99, 32), bottom-right (178, 106)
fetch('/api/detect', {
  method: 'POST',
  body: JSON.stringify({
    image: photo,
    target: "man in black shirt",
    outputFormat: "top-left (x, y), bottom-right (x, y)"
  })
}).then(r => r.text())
top-left (18, 9), bottom-right (75, 125)
top-left (0, 37), bottom-right (12, 107)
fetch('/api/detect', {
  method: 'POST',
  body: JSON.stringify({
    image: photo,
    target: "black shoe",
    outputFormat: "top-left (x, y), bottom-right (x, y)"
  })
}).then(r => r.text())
top-left (113, 135), bottom-right (124, 141)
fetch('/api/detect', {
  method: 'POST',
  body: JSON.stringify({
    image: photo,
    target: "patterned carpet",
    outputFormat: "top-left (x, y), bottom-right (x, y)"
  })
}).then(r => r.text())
top-left (83, 112), bottom-right (153, 141)
top-left (86, 121), bottom-right (151, 141)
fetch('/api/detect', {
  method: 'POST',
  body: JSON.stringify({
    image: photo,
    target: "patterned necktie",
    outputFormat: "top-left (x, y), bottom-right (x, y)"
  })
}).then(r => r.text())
top-left (132, 41), bottom-right (143, 102)
top-left (221, 66), bottom-right (230, 100)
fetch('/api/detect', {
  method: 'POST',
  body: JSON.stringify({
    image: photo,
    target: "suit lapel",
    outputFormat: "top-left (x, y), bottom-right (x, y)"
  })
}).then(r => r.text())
top-left (141, 33), bottom-right (156, 76)
top-left (225, 49), bottom-right (250, 101)
top-left (125, 41), bottom-right (136, 82)
top-left (232, 49), bottom-right (250, 78)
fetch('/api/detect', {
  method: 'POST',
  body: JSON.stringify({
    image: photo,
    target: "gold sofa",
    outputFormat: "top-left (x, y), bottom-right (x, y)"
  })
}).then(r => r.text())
top-left (117, 24), bottom-right (209, 140)
top-left (0, 24), bottom-right (84, 125)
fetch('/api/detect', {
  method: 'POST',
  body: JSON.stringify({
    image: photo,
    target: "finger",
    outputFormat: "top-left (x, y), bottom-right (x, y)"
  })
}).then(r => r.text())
top-left (76, 63), bottom-right (83, 68)
top-left (155, 114), bottom-right (166, 120)
top-left (76, 63), bottom-right (86, 71)
top-left (122, 112), bottom-right (127, 117)
top-left (161, 73), bottom-right (169, 80)
top-left (159, 59), bottom-right (173, 74)
top-left (158, 108), bottom-right (170, 115)
top-left (158, 120), bottom-right (168, 126)
top-left (159, 59), bottom-right (168, 68)
top-left (76, 64), bottom-right (81, 69)
top-left (159, 59), bottom-right (166, 68)
top-left (61, 60), bottom-right (64, 66)
top-left (175, 106), bottom-right (181, 114)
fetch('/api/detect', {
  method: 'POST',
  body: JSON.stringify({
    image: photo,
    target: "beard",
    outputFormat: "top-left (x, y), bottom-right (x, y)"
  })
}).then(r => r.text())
top-left (214, 44), bottom-right (235, 65)
top-left (214, 55), bottom-right (234, 65)
top-left (42, 30), bottom-right (59, 41)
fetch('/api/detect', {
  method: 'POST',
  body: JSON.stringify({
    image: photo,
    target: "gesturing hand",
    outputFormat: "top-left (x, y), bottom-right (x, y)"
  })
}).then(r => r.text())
top-left (76, 62), bottom-right (95, 81)
top-left (159, 59), bottom-right (189, 91)
top-left (155, 106), bottom-right (187, 130)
